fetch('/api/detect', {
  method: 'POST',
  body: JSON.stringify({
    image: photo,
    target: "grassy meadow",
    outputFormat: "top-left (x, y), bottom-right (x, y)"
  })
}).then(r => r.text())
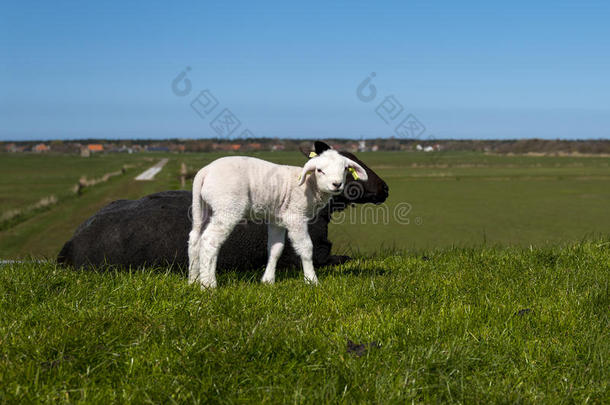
top-left (0, 150), bottom-right (609, 402)
top-left (1, 150), bottom-right (609, 258)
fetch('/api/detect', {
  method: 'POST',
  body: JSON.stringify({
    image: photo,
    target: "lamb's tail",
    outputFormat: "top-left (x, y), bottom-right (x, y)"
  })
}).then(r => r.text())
top-left (191, 169), bottom-right (208, 234)
top-left (188, 169), bottom-right (209, 282)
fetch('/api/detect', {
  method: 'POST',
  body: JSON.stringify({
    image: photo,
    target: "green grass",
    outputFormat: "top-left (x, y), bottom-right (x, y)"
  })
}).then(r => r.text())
top-left (0, 153), bottom-right (173, 257)
top-left (1, 151), bottom-right (608, 402)
top-left (1, 240), bottom-right (608, 403)
top-left (0, 153), bottom-right (152, 212)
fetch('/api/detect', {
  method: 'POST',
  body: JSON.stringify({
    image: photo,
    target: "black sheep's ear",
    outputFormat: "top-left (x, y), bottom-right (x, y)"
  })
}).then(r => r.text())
top-left (314, 141), bottom-right (332, 155)
top-left (298, 145), bottom-right (311, 158)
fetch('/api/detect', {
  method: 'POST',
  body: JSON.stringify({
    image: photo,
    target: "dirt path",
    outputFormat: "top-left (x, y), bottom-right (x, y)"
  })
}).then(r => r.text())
top-left (135, 158), bottom-right (169, 181)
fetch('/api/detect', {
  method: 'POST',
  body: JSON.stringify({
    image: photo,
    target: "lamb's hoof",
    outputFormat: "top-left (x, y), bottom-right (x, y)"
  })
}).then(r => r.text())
top-left (304, 276), bottom-right (319, 286)
top-left (261, 278), bottom-right (275, 285)
top-left (198, 278), bottom-right (217, 289)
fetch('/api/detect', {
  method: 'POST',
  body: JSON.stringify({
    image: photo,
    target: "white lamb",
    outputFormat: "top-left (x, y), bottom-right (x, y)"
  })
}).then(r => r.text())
top-left (187, 149), bottom-right (368, 288)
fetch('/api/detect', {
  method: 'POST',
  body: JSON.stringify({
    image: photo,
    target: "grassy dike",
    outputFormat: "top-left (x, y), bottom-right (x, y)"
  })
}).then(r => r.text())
top-left (0, 240), bottom-right (607, 403)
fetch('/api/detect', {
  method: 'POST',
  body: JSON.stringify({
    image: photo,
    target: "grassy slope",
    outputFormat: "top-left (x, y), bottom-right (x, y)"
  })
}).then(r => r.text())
top-left (0, 241), bottom-right (608, 403)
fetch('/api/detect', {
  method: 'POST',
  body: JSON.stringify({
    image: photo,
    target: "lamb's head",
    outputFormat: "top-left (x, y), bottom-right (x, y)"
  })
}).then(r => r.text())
top-left (298, 149), bottom-right (368, 195)
top-left (300, 141), bottom-right (389, 205)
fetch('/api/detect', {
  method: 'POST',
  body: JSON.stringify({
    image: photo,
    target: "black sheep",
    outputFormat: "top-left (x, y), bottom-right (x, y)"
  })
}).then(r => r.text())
top-left (57, 142), bottom-right (389, 272)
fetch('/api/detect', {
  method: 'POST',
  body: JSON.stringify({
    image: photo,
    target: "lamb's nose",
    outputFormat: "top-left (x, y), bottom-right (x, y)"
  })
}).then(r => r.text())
top-left (333, 182), bottom-right (342, 189)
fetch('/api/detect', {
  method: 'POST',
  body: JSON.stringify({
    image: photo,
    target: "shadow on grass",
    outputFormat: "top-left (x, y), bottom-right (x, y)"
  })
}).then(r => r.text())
top-left (54, 256), bottom-right (395, 287)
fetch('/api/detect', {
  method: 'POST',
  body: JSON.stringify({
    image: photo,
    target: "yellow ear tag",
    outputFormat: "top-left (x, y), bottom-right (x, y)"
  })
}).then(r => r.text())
top-left (348, 167), bottom-right (359, 180)
top-left (309, 151), bottom-right (318, 158)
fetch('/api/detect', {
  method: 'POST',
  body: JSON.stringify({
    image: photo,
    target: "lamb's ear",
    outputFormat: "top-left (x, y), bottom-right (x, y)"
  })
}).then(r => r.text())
top-left (344, 158), bottom-right (368, 181)
top-left (314, 141), bottom-right (332, 155)
top-left (298, 158), bottom-right (318, 185)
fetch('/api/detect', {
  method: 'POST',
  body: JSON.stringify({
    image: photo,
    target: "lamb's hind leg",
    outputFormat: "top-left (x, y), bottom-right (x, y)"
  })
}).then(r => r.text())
top-left (188, 193), bottom-right (211, 284)
top-left (261, 224), bottom-right (286, 284)
top-left (188, 229), bottom-right (202, 283)
top-left (197, 213), bottom-right (242, 288)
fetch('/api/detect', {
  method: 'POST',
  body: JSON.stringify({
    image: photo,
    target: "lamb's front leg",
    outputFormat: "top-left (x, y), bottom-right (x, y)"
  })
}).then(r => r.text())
top-left (261, 224), bottom-right (286, 284)
top-left (287, 222), bottom-right (319, 285)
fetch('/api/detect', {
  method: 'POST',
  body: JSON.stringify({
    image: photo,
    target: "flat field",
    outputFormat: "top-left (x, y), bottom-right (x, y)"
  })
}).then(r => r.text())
top-left (1, 150), bottom-right (609, 257)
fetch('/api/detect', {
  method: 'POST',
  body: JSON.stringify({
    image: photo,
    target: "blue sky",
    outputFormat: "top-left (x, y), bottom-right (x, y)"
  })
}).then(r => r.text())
top-left (1, 0), bottom-right (609, 140)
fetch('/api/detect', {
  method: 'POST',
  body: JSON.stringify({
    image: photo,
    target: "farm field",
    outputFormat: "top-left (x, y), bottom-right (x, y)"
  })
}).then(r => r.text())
top-left (1, 150), bottom-right (609, 258)
top-left (0, 150), bottom-right (608, 402)
top-left (0, 153), bottom-right (153, 212)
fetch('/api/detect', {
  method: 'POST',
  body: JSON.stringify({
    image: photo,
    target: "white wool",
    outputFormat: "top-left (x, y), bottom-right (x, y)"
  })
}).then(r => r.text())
top-left (187, 149), bottom-right (367, 288)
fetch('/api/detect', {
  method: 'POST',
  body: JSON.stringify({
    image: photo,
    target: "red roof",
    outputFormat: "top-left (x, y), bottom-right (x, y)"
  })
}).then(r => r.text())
top-left (34, 144), bottom-right (49, 152)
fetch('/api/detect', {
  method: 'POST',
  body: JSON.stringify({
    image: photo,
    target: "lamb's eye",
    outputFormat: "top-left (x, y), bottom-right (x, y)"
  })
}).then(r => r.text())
top-left (317, 169), bottom-right (324, 174)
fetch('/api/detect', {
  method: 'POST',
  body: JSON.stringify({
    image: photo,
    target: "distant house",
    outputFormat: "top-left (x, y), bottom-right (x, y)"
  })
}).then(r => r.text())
top-left (358, 140), bottom-right (367, 152)
top-left (88, 144), bottom-right (104, 152)
top-left (345, 143), bottom-right (359, 152)
top-left (33, 143), bottom-right (50, 153)
top-left (113, 145), bottom-right (133, 154)
top-left (416, 143), bottom-right (441, 152)
top-left (147, 146), bottom-right (170, 152)
top-left (230, 144), bottom-right (241, 151)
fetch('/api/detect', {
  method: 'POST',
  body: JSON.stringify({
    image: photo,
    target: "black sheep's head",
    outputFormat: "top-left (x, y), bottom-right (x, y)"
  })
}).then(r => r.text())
top-left (302, 141), bottom-right (389, 209)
